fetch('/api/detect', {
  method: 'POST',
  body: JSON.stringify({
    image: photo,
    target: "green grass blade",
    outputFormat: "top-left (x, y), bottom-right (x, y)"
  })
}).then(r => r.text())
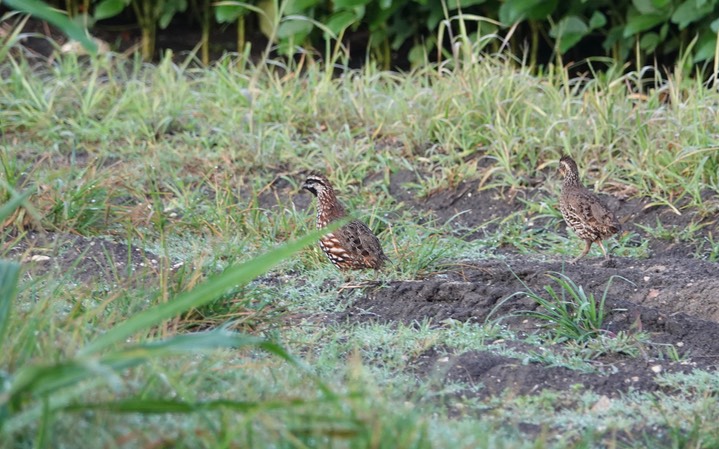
top-left (0, 260), bottom-right (20, 352)
top-left (78, 222), bottom-right (344, 356)
top-left (101, 330), bottom-right (296, 366)
top-left (62, 397), bottom-right (330, 414)
top-left (7, 358), bottom-right (139, 401)
top-left (4, 329), bottom-right (340, 433)
top-left (2, 0), bottom-right (97, 54)
top-left (8, 330), bottom-right (287, 400)
top-left (0, 13), bottom-right (30, 64)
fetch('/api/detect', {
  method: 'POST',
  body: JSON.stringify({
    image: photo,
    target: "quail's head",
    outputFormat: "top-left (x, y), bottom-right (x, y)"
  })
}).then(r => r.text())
top-left (302, 174), bottom-right (330, 197)
top-left (558, 155), bottom-right (578, 177)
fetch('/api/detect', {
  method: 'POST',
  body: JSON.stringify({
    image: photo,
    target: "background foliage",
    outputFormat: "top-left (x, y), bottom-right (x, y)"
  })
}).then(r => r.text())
top-left (2, 0), bottom-right (719, 70)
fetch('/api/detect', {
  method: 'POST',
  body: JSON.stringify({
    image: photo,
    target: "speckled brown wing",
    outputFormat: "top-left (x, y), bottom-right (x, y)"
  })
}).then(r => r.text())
top-left (560, 187), bottom-right (620, 241)
top-left (319, 220), bottom-right (388, 270)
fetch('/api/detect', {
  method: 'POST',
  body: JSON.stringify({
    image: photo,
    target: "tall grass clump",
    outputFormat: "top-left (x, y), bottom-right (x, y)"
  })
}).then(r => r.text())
top-left (511, 272), bottom-right (627, 343)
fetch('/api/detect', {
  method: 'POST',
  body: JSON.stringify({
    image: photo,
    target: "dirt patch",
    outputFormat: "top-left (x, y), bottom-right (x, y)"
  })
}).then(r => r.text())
top-left (342, 255), bottom-right (719, 400)
top-left (420, 349), bottom-right (697, 400)
top-left (349, 256), bottom-right (719, 327)
top-left (5, 231), bottom-right (160, 284)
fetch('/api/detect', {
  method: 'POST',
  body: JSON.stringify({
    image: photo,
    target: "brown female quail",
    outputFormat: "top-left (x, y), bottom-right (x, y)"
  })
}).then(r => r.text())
top-left (558, 155), bottom-right (621, 263)
top-left (302, 173), bottom-right (389, 270)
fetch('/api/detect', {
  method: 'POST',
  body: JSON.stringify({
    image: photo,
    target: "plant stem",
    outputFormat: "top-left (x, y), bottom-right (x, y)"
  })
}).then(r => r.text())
top-left (529, 20), bottom-right (539, 70)
top-left (237, 14), bottom-right (245, 54)
top-left (201, 0), bottom-right (209, 65)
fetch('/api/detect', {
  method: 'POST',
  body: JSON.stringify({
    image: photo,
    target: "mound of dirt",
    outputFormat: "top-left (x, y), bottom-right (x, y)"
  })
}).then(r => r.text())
top-left (341, 255), bottom-right (719, 400)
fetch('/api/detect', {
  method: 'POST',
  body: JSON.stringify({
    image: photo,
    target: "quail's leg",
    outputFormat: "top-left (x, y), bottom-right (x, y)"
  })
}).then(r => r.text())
top-left (597, 240), bottom-right (611, 261)
top-left (571, 240), bottom-right (592, 264)
top-left (597, 240), bottom-right (617, 267)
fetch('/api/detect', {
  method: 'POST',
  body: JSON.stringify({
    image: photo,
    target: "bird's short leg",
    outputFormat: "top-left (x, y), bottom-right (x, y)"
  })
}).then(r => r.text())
top-left (596, 240), bottom-right (611, 261)
top-left (571, 240), bottom-right (593, 264)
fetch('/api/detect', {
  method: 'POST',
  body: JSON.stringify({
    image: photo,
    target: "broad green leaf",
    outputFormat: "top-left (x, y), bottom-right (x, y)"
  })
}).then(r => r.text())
top-left (712, 18), bottom-right (719, 33)
top-left (671, 0), bottom-right (713, 30)
top-left (549, 15), bottom-right (589, 53)
top-left (158, 0), bottom-right (187, 29)
top-left (215, 4), bottom-right (247, 22)
top-left (0, 260), bottom-right (20, 352)
top-left (549, 16), bottom-right (588, 37)
top-left (426, 3), bottom-right (444, 31)
top-left (286, 0), bottom-right (321, 14)
top-left (693, 32), bottom-right (717, 62)
top-left (94, 0), bottom-right (127, 21)
top-left (603, 24), bottom-right (631, 60)
top-left (214, 1), bottom-right (265, 23)
top-left (498, 0), bottom-right (558, 24)
top-left (325, 10), bottom-right (357, 35)
top-left (390, 15), bottom-right (415, 50)
top-left (257, 0), bottom-right (277, 40)
top-left (589, 11), bottom-right (607, 29)
top-left (623, 12), bottom-right (666, 37)
top-left (408, 43), bottom-right (426, 68)
top-left (632, 0), bottom-right (658, 14)
top-left (282, 14), bottom-right (340, 39)
top-left (640, 32), bottom-right (661, 52)
top-left (651, 0), bottom-right (671, 7)
top-left (277, 18), bottom-right (313, 39)
top-left (455, 0), bottom-right (487, 7)
top-left (659, 22), bottom-right (669, 40)
top-left (3, 0), bottom-right (97, 54)
top-left (477, 20), bottom-right (499, 37)
top-left (333, 0), bottom-right (371, 8)
top-left (498, 0), bottom-right (521, 23)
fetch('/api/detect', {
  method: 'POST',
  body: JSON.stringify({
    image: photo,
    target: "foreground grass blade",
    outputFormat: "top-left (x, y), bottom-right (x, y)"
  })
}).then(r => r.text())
top-left (79, 221), bottom-right (344, 356)
top-left (63, 397), bottom-right (334, 414)
top-left (0, 260), bottom-right (20, 356)
top-left (0, 188), bottom-right (26, 351)
top-left (1, 331), bottom-right (296, 433)
top-left (3, 0), bottom-right (97, 54)
top-left (7, 330), bottom-right (289, 400)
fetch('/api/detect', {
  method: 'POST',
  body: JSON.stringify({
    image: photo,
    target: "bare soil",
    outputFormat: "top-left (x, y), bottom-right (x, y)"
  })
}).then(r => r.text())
top-left (6, 231), bottom-right (160, 284)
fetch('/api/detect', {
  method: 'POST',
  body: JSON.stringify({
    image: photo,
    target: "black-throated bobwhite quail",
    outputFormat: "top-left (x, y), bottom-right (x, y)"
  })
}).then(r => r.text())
top-left (302, 173), bottom-right (389, 270)
top-left (558, 155), bottom-right (621, 263)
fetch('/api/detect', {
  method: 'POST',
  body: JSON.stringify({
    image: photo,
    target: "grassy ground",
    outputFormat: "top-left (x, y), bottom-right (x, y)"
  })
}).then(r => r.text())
top-left (1, 40), bottom-right (719, 448)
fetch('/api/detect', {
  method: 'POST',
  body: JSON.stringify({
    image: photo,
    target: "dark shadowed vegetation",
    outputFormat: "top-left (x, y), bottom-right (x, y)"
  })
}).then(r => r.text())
top-left (3, 0), bottom-right (719, 71)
